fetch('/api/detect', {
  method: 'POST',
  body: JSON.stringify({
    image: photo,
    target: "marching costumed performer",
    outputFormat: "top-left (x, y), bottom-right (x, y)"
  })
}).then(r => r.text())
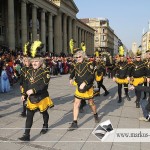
top-left (94, 50), bottom-right (109, 97)
top-left (129, 49), bottom-right (146, 108)
top-left (19, 42), bottom-right (31, 117)
top-left (68, 48), bottom-right (99, 131)
top-left (112, 46), bottom-right (131, 103)
top-left (142, 49), bottom-right (150, 100)
top-left (19, 40), bottom-right (54, 141)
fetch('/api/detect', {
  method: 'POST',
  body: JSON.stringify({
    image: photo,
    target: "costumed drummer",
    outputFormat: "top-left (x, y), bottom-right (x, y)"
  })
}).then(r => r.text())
top-left (19, 40), bottom-right (54, 141)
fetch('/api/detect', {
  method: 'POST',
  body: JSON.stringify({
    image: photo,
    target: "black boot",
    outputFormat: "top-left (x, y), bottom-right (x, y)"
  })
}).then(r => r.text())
top-left (117, 98), bottom-right (122, 103)
top-left (68, 121), bottom-right (78, 131)
top-left (103, 91), bottom-right (109, 96)
top-left (94, 113), bottom-right (99, 123)
top-left (18, 134), bottom-right (30, 141)
top-left (136, 102), bottom-right (140, 108)
top-left (40, 124), bottom-right (48, 134)
top-left (126, 95), bottom-right (131, 101)
top-left (20, 112), bottom-right (26, 117)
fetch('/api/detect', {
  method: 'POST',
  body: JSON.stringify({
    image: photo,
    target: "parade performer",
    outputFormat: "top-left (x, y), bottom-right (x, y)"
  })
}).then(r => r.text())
top-left (69, 48), bottom-right (99, 131)
top-left (19, 42), bottom-right (31, 117)
top-left (19, 40), bottom-right (54, 141)
top-left (94, 50), bottom-right (109, 97)
top-left (130, 85), bottom-right (150, 121)
top-left (142, 49), bottom-right (150, 99)
top-left (112, 46), bottom-right (131, 103)
top-left (129, 49), bottom-right (146, 108)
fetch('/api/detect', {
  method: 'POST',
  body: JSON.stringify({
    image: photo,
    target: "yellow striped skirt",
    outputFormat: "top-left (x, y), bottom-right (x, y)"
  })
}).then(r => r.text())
top-left (95, 72), bottom-right (103, 82)
top-left (75, 87), bottom-right (94, 100)
top-left (115, 78), bottom-right (129, 84)
top-left (131, 77), bottom-right (145, 86)
top-left (26, 97), bottom-right (54, 112)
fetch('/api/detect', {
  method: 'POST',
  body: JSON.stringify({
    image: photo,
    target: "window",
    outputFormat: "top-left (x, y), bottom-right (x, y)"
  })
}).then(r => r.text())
top-left (0, 27), bottom-right (1, 35)
top-left (2, 26), bottom-right (4, 35)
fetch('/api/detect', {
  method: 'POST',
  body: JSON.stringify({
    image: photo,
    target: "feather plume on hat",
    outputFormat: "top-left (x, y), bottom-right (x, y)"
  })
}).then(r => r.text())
top-left (69, 39), bottom-right (74, 54)
top-left (23, 42), bottom-right (31, 56)
top-left (30, 40), bottom-right (44, 58)
top-left (136, 49), bottom-right (142, 56)
top-left (119, 46), bottom-right (124, 57)
top-left (94, 50), bottom-right (100, 57)
top-left (81, 42), bottom-right (86, 52)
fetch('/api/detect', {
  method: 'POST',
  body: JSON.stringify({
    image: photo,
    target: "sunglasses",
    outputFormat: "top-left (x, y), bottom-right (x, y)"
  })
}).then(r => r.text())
top-left (76, 56), bottom-right (82, 59)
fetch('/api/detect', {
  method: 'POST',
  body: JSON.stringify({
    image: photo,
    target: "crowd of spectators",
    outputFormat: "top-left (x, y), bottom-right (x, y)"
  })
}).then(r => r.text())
top-left (0, 49), bottom-right (75, 93)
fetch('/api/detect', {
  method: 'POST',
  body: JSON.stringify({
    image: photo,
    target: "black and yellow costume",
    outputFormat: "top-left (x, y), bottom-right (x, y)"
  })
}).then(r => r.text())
top-left (143, 50), bottom-right (150, 99)
top-left (94, 51), bottom-right (109, 97)
top-left (19, 40), bottom-right (54, 141)
top-left (20, 65), bottom-right (30, 116)
top-left (112, 59), bottom-right (131, 102)
top-left (23, 67), bottom-right (54, 111)
top-left (112, 46), bottom-right (131, 103)
top-left (129, 50), bottom-right (146, 108)
top-left (70, 59), bottom-right (95, 100)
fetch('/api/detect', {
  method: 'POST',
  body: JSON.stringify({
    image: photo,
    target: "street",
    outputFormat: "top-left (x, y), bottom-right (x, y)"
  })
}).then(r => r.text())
top-left (0, 75), bottom-right (149, 150)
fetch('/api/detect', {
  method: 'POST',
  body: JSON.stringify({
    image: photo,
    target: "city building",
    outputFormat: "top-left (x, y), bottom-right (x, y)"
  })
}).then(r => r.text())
top-left (142, 31), bottom-right (150, 54)
top-left (80, 18), bottom-right (126, 57)
top-left (132, 42), bottom-right (138, 55)
top-left (0, 0), bottom-right (94, 55)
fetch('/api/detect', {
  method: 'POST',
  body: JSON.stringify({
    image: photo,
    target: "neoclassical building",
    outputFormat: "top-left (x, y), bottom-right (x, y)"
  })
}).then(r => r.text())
top-left (0, 0), bottom-right (94, 55)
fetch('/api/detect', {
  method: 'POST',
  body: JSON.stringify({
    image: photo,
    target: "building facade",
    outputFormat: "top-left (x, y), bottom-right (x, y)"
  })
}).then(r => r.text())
top-left (0, 0), bottom-right (94, 55)
top-left (80, 18), bottom-right (115, 56)
top-left (142, 31), bottom-right (150, 53)
top-left (114, 34), bottom-right (119, 55)
top-left (132, 42), bottom-right (138, 55)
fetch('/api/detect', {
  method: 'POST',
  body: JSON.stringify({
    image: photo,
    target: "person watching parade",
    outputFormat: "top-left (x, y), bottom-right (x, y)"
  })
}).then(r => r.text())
top-left (19, 40), bottom-right (54, 141)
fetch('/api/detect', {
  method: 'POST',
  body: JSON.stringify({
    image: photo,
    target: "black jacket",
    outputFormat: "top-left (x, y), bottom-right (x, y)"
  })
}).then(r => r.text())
top-left (22, 67), bottom-right (50, 103)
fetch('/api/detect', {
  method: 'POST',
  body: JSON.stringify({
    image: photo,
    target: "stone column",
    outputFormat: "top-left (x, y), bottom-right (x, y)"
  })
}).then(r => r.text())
top-left (79, 28), bottom-right (81, 47)
top-left (54, 11), bottom-right (62, 55)
top-left (41, 9), bottom-right (46, 52)
top-left (21, 0), bottom-right (27, 50)
top-left (68, 17), bottom-right (72, 41)
top-left (63, 14), bottom-right (67, 54)
top-left (8, 0), bottom-right (15, 50)
top-left (86, 32), bottom-right (89, 53)
top-left (76, 27), bottom-right (78, 48)
top-left (48, 13), bottom-right (53, 53)
top-left (32, 4), bottom-right (37, 41)
top-left (81, 30), bottom-right (84, 42)
top-left (92, 33), bottom-right (94, 53)
top-left (72, 19), bottom-right (76, 48)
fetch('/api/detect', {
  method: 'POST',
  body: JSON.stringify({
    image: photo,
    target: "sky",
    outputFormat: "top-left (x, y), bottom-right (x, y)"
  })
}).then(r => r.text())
top-left (74, 0), bottom-right (150, 50)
